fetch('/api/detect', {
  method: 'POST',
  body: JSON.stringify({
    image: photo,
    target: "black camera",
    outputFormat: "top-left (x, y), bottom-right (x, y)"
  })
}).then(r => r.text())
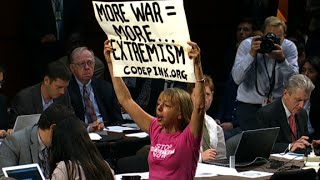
top-left (258, 33), bottom-right (280, 53)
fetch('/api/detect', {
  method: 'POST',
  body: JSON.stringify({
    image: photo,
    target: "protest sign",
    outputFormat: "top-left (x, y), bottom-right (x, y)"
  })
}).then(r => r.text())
top-left (93, 0), bottom-right (195, 82)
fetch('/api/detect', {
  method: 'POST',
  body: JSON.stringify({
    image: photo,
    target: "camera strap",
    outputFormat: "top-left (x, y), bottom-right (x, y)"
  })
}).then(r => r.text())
top-left (255, 55), bottom-right (276, 102)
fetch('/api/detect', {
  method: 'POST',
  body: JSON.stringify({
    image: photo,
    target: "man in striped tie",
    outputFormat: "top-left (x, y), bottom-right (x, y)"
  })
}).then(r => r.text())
top-left (68, 46), bottom-right (124, 132)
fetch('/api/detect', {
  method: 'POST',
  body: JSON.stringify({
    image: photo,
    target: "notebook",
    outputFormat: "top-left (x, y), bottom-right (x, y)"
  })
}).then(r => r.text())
top-left (209, 127), bottom-right (280, 167)
top-left (2, 163), bottom-right (45, 180)
top-left (13, 114), bottom-right (41, 133)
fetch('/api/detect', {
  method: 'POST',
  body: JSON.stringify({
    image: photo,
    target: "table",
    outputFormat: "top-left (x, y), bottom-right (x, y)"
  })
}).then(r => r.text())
top-left (115, 155), bottom-right (308, 180)
top-left (94, 131), bottom-right (150, 168)
top-left (196, 155), bottom-right (305, 180)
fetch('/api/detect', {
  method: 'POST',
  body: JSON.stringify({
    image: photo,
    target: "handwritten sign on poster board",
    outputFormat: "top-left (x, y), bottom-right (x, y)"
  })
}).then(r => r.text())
top-left (93, 0), bottom-right (195, 82)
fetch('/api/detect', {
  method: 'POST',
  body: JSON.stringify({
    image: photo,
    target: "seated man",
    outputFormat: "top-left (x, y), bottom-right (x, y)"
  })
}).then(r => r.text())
top-left (0, 104), bottom-right (75, 178)
top-left (67, 46), bottom-right (123, 132)
top-left (256, 74), bottom-right (314, 153)
top-left (226, 74), bottom-right (314, 156)
top-left (188, 75), bottom-right (226, 162)
top-left (8, 61), bottom-right (73, 128)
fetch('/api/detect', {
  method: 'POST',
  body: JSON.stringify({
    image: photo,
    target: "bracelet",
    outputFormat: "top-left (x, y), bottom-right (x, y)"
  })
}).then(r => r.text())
top-left (196, 78), bottom-right (205, 83)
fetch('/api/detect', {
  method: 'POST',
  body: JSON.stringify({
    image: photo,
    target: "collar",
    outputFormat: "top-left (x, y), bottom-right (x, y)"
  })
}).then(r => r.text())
top-left (281, 98), bottom-right (291, 119)
top-left (75, 77), bottom-right (92, 87)
top-left (37, 129), bottom-right (47, 151)
top-left (75, 78), bottom-right (92, 95)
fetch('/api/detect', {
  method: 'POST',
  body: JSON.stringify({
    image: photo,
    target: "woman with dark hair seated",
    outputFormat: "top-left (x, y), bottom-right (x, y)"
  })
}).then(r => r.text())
top-left (49, 116), bottom-right (115, 180)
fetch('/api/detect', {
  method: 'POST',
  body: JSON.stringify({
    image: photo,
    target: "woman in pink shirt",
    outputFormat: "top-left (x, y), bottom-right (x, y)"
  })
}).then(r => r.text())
top-left (104, 40), bottom-right (205, 180)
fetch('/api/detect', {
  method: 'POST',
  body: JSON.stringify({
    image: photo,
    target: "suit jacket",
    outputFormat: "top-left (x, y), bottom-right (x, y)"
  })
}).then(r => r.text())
top-left (0, 125), bottom-right (40, 177)
top-left (9, 83), bottom-right (73, 128)
top-left (256, 99), bottom-right (308, 153)
top-left (68, 77), bottom-right (124, 126)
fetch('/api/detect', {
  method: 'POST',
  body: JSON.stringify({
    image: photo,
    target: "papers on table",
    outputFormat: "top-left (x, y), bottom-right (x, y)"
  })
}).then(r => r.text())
top-left (125, 132), bottom-right (149, 138)
top-left (89, 133), bottom-right (102, 140)
top-left (122, 123), bottom-right (139, 129)
top-left (105, 126), bottom-right (138, 133)
top-left (271, 152), bottom-right (304, 160)
top-left (237, 170), bottom-right (273, 178)
top-left (195, 163), bottom-right (238, 177)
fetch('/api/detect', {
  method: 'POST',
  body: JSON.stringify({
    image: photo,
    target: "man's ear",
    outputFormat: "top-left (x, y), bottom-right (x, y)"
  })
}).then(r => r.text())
top-left (44, 76), bottom-right (50, 85)
top-left (50, 124), bottom-right (56, 131)
top-left (69, 64), bottom-right (75, 74)
top-left (283, 89), bottom-right (288, 99)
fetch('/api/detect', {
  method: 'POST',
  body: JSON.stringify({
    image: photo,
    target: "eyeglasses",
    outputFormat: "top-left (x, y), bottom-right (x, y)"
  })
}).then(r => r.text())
top-left (72, 61), bottom-right (95, 68)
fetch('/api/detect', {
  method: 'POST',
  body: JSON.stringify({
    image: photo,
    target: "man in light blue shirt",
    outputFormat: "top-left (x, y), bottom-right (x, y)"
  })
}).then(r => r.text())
top-left (231, 16), bottom-right (298, 130)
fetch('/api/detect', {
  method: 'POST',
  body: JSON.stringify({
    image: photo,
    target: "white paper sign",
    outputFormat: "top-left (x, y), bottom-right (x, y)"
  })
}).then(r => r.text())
top-left (93, 0), bottom-right (195, 82)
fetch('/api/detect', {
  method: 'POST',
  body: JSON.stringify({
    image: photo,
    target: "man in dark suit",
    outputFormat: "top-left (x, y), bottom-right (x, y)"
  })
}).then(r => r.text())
top-left (0, 104), bottom-right (75, 178)
top-left (256, 74), bottom-right (315, 153)
top-left (226, 74), bottom-right (315, 156)
top-left (8, 61), bottom-right (72, 129)
top-left (68, 46), bottom-right (123, 132)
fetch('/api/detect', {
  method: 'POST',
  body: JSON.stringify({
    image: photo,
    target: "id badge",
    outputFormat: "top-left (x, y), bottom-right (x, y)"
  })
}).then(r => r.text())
top-left (262, 96), bottom-right (272, 106)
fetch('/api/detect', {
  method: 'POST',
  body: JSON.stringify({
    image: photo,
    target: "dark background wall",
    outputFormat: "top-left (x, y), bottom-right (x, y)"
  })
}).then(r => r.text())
top-left (0, 0), bottom-right (305, 116)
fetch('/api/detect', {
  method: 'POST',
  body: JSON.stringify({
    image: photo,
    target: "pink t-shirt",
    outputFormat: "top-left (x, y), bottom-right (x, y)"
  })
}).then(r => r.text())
top-left (148, 118), bottom-right (201, 180)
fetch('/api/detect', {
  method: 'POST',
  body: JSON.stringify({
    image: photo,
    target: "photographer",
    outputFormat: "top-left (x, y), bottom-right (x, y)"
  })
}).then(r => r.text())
top-left (231, 16), bottom-right (299, 131)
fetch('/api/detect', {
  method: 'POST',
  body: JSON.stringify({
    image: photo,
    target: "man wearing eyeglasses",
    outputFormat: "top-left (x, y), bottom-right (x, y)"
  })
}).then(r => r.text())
top-left (68, 47), bottom-right (124, 132)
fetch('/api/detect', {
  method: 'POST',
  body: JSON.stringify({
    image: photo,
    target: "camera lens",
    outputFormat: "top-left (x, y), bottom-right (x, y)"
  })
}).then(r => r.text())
top-left (260, 39), bottom-right (274, 53)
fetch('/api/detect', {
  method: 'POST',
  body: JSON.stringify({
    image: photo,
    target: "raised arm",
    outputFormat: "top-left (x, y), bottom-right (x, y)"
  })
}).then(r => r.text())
top-left (188, 41), bottom-right (205, 138)
top-left (104, 40), bottom-right (153, 133)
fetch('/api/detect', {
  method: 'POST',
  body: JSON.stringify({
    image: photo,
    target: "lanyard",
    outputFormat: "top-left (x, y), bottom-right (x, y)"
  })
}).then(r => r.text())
top-left (255, 54), bottom-right (276, 99)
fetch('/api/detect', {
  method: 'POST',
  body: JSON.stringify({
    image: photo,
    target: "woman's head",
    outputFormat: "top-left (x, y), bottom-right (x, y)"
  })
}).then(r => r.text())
top-left (51, 116), bottom-right (91, 158)
top-left (50, 115), bottom-right (114, 179)
top-left (301, 56), bottom-right (320, 84)
top-left (156, 88), bottom-right (192, 131)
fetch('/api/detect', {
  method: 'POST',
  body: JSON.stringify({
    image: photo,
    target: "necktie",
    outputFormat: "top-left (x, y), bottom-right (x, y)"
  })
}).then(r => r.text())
top-left (202, 123), bottom-right (210, 151)
top-left (83, 85), bottom-right (97, 124)
top-left (289, 114), bottom-right (297, 141)
top-left (41, 148), bottom-right (50, 178)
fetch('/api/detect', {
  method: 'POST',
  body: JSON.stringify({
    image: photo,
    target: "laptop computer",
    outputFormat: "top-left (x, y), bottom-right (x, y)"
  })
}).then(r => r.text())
top-left (209, 127), bottom-right (280, 167)
top-left (13, 114), bottom-right (41, 133)
top-left (2, 163), bottom-right (45, 180)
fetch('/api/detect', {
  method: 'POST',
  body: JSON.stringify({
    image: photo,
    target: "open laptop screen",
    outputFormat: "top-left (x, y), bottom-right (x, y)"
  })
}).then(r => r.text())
top-left (208, 127), bottom-right (280, 167)
top-left (2, 163), bottom-right (45, 180)
top-left (234, 127), bottom-right (280, 163)
top-left (13, 114), bottom-right (41, 133)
